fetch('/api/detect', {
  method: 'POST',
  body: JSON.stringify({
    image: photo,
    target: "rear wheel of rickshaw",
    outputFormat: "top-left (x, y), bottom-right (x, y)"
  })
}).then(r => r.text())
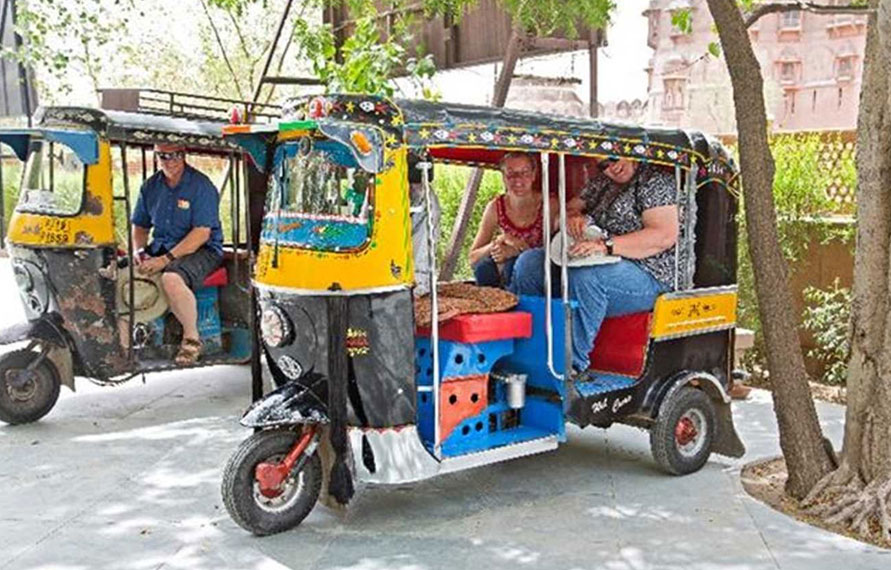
top-left (221, 429), bottom-right (322, 536)
top-left (0, 349), bottom-right (61, 425)
top-left (649, 387), bottom-right (716, 475)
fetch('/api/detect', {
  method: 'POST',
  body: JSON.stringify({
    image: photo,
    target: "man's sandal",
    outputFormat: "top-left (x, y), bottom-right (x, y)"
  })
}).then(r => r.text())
top-left (175, 338), bottom-right (203, 366)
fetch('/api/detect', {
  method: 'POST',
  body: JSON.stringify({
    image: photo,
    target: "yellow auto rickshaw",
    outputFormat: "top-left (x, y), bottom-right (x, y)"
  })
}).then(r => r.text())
top-left (219, 94), bottom-right (746, 535)
top-left (0, 97), bottom-right (266, 424)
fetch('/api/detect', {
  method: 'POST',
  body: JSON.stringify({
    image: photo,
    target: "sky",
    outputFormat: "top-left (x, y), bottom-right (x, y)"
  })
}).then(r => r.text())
top-left (422, 0), bottom-right (652, 107)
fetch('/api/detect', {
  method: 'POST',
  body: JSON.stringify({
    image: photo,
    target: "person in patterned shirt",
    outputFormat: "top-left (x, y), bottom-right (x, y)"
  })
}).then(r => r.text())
top-left (565, 158), bottom-right (679, 376)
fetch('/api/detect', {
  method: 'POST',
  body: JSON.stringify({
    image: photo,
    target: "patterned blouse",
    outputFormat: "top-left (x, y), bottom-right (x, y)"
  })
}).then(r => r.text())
top-left (495, 194), bottom-right (545, 249)
top-left (579, 164), bottom-right (680, 286)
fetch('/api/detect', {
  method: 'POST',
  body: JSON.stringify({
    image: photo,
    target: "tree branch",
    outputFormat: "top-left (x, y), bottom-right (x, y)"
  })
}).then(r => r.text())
top-left (199, 0), bottom-right (245, 100)
top-left (745, 1), bottom-right (873, 28)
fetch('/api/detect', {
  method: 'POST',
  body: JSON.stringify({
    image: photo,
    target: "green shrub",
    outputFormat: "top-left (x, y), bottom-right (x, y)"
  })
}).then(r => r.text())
top-left (735, 132), bottom-right (856, 381)
top-left (801, 280), bottom-right (851, 386)
top-left (434, 165), bottom-right (505, 280)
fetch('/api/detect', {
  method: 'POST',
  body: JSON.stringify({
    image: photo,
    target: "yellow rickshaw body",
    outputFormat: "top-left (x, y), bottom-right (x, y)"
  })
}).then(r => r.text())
top-left (253, 142), bottom-right (414, 294)
top-left (7, 140), bottom-right (115, 248)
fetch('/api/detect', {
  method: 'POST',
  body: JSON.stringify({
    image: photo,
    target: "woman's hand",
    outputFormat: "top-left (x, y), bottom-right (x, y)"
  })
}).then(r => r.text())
top-left (500, 234), bottom-right (528, 253)
top-left (568, 238), bottom-right (606, 258)
top-left (567, 214), bottom-right (587, 240)
top-left (491, 236), bottom-right (521, 263)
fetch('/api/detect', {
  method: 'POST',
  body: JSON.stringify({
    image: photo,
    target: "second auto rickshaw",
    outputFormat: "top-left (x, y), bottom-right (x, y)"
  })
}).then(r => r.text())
top-left (220, 94), bottom-right (746, 535)
top-left (0, 99), bottom-right (263, 424)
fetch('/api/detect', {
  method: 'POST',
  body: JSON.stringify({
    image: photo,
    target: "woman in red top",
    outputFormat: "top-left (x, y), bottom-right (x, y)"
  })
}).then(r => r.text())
top-left (469, 152), bottom-right (556, 292)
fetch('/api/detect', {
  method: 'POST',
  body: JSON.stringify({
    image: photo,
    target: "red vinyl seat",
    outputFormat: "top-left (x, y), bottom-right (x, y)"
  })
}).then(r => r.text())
top-left (588, 312), bottom-right (652, 377)
top-left (202, 266), bottom-right (228, 288)
top-left (417, 311), bottom-right (533, 344)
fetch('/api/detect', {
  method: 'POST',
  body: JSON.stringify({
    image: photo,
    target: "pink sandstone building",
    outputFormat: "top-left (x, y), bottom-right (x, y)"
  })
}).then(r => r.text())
top-left (643, 0), bottom-right (866, 133)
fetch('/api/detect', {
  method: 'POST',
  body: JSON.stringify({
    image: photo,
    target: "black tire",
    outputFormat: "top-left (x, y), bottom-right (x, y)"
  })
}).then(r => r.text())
top-left (221, 429), bottom-right (322, 536)
top-left (0, 349), bottom-right (62, 425)
top-left (649, 386), bottom-right (716, 475)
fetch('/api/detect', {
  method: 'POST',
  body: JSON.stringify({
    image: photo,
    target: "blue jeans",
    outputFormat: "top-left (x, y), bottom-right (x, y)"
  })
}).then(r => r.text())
top-left (569, 260), bottom-right (669, 371)
top-left (474, 248), bottom-right (552, 295)
top-left (473, 255), bottom-right (518, 288)
top-left (508, 247), bottom-right (564, 296)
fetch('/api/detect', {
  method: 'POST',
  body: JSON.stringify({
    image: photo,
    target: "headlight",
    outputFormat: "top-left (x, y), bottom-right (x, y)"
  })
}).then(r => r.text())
top-left (13, 265), bottom-right (33, 292)
top-left (260, 305), bottom-right (293, 347)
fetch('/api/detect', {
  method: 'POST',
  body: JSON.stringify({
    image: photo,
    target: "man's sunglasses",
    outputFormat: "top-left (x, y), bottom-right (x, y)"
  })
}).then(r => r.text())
top-left (597, 157), bottom-right (619, 171)
top-left (156, 151), bottom-right (184, 162)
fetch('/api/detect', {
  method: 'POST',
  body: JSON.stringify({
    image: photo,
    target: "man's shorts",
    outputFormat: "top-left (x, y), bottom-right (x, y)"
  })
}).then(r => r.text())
top-left (162, 247), bottom-right (222, 291)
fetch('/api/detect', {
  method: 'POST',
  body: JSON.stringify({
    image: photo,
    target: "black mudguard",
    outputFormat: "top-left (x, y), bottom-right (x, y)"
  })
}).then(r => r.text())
top-left (241, 372), bottom-right (330, 428)
top-left (0, 316), bottom-right (68, 347)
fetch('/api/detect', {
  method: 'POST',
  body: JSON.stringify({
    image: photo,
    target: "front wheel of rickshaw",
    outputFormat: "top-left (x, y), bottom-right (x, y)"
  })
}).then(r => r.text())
top-left (221, 429), bottom-right (322, 536)
top-left (649, 387), bottom-right (716, 475)
top-left (0, 349), bottom-right (62, 425)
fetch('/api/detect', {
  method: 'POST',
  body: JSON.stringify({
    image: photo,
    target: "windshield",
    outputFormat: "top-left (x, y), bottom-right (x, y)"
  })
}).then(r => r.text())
top-left (16, 139), bottom-right (86, 216)
top-left (263, 141), bottom-right (375, 251)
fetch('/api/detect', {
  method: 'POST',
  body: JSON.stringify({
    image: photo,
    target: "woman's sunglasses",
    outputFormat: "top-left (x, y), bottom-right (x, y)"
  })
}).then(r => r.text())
top-left (597, 157), bottom-right (619, 171)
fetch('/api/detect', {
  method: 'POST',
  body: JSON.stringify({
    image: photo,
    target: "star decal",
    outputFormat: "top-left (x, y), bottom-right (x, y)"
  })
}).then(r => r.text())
top-left (550, 137), bottom-right (559, 148)
top-left (507, 134), bottom-right (517, 144)
top-left (419, 128), bottom-right (430, 139)
top-left (390, 114), bottom-right (404, 126)
top-left (588, 140), bottom-right (599, 150)
top-left (385, 134), bottom-right (397, 145)
top-left (656, 149), bottom-right (665, 158)
top-left (468, 133), bottom-right (477, 143)
top-left (345, 101), bottom-right (355, 113)
top-left (624, 144), bottom-right (632, 153)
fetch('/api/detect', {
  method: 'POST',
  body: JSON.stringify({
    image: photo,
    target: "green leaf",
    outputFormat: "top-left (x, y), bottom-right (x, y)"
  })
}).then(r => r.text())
top-left (708, 41), bottom-right (721, 58)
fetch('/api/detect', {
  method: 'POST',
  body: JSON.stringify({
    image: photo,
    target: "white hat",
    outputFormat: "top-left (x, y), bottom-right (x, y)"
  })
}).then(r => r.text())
top-left (549, 223), bottom-right (621, 267)
top-left (116, 272), bottom-right (169, 323)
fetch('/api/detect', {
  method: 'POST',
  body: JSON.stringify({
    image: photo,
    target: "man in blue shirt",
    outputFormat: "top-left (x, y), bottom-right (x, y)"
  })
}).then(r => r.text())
top-left (131, 143), bottom-right (223, 365)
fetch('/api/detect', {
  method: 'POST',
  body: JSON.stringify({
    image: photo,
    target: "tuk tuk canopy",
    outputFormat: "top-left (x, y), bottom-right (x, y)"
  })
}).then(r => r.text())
top-left (274, 94), bottom-right (739, 192)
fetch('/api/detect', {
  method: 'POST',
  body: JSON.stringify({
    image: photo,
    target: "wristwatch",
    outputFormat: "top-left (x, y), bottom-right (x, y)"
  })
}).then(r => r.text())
top-left (604, 237), bottom-right (615, 256)
top-left (165, 251), bottom-right (176, 263)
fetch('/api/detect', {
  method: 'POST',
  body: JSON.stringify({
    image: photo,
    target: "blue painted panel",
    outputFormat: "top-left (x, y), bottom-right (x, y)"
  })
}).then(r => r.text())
top-left (574, 374), bottom-right (636, 397)
top-left (261, 215), bottom-right (369, 249)
top-left (0, 129), bottom-right (99, 164)
top-left (500, 296), bottom-right (578, 394)
top-left (414, 336), bottom-right (514, 383)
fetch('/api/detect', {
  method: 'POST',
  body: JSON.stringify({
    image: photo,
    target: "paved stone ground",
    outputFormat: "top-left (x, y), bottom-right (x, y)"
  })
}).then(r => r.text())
top-left (0, 261), bottom-right (889, 570)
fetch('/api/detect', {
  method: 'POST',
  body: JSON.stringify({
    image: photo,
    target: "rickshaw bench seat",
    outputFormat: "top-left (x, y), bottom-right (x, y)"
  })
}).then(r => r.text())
top-left (201, 266), bottom-right (228, 288)
top-left (416, 311), bottom-right (533, 344)
top-left (588, 312), bottom-right (652, 377)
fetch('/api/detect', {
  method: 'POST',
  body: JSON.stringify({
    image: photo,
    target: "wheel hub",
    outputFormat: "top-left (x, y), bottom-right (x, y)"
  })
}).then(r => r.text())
top-left (675, 416), bottom-right (698, 447)
top-left (5, 369), bottom-right (37, 402)
top-left (255, 461), bottom-right (290, 498)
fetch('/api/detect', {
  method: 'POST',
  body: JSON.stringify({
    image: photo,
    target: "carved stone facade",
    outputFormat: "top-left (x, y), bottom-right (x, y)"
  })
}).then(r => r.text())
top-left (644, 0), bottom-right (866, 133)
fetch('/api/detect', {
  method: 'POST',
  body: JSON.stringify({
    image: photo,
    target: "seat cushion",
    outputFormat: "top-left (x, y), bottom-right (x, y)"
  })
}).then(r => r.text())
top-left (588, 312), bottom-right (652, 377)
top-left (202, 266), bottom-right (228, 288)
top-left (417, 311), bottom-right (532, 344)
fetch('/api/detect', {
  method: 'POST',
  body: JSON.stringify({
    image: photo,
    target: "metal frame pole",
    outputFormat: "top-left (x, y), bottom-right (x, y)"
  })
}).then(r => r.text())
top-left (419, 160), bottom-right (442, 460)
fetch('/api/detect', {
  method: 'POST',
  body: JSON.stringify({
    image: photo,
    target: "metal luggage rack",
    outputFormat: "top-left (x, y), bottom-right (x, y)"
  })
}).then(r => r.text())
top-left (98, 88), bottom-right (282, 123)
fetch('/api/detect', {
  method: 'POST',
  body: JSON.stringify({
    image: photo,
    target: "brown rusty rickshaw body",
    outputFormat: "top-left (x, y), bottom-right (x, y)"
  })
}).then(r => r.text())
top-left (218, 94), bottom-right (746, 536)
top-left (0, 101), bottom-right (266, 425)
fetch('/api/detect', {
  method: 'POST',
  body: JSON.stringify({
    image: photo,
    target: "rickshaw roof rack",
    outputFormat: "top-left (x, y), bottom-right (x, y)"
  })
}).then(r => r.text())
top-left (276, 94), bottom-right (738, 186)
top-left (34, 106), bottom-right (243, 153)
top-left (98, 88), bottom-right (281, 124)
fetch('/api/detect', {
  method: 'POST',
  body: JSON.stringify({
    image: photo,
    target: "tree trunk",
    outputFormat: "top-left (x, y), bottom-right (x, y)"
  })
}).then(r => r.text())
top-left (844, 0), bottom-right (891, 484)
top-left (706, 0), bottom-right (834, 498)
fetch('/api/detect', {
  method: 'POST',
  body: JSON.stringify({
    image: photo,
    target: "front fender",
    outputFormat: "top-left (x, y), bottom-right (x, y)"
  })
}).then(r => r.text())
top-left (0, 316), bottom-right (75, 391)
top-left (241, 372), bottom-right (329, 428)
top-left (0, 315), bottom-right (67, 347)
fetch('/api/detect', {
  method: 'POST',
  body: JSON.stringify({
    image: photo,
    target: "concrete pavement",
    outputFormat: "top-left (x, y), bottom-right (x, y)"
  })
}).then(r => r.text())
top-left (0, 263), bottom-right (889, 569)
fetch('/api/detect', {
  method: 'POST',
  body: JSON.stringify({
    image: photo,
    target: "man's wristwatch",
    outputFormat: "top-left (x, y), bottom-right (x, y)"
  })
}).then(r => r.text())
top-left (165, 252), bottom-right (176, 263)
top-left (604, 237), bottom-right (615, 256)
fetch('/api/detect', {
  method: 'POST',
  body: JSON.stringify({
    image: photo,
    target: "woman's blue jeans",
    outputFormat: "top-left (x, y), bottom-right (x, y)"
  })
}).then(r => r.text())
top-left (473, 248), bottom-right (549, 294)
top-left (568, 260), bottom-right (669, 372)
